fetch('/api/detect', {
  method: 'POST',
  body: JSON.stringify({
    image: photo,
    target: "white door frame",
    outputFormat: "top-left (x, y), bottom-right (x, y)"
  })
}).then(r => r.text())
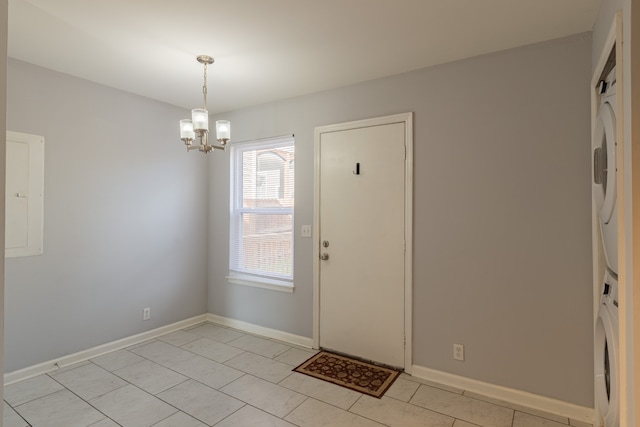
top-left (312, 112), bottom-right (413, 372)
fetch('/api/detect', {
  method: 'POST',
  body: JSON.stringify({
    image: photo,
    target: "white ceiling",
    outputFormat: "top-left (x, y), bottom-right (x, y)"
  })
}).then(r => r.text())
top-left (8, 0), bottom-right (602, 114)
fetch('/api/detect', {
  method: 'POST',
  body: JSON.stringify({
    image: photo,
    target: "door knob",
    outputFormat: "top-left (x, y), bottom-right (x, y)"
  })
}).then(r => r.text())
top-left (320, 253), bottom-right (329, 261)
top-left (322, 240), bottom-right (330, 248)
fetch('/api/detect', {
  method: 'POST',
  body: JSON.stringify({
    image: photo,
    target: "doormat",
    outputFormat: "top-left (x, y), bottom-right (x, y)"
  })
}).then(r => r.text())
top-left (293, 351), bottom-right (400, 398)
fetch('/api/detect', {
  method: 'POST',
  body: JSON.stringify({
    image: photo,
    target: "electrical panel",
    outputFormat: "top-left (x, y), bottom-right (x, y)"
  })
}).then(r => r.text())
top-left (5, 131), bottom-right (44, 258)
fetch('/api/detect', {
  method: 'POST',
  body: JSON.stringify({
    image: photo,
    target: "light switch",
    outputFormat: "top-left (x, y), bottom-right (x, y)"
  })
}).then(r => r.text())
top-left (301, 225), bottom-right (312, 238)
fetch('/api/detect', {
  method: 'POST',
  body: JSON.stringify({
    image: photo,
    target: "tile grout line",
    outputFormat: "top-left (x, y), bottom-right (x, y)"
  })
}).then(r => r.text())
top-left (279, 396), bottom-right (310, 422)
top-left (48, 354), bottom-right (229, 427)
top-left (95, 363), bottom-right (213, 427)
top-left (45, 369), bottom-right (126, 427)
top-left (383, 384), bottom-right (513, 427)
top-left (346, 394), bottom-right (393, 426)
top-left (3, 399), bottom-right (32, 427)
top-left (402, 376), bottom-right (575, 426)
top-left (372, 392), bottom-right (459, 426)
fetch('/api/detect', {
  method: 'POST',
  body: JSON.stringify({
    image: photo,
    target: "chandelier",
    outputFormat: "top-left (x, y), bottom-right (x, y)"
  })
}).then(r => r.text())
top-left (179, 55), bottom-right (230, 153)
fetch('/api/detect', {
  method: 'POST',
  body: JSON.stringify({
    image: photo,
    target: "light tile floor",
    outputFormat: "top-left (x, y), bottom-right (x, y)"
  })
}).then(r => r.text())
top-left (3, 322), bottom-right (593, 427)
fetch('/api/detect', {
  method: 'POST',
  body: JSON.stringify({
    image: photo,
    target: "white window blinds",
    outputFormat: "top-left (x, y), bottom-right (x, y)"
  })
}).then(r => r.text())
top-left (229, 135), bottom-right (295, 289)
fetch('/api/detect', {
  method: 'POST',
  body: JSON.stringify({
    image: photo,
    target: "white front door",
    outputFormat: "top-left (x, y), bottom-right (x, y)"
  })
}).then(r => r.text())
top-left (315, 115), bottom-right (410, 368)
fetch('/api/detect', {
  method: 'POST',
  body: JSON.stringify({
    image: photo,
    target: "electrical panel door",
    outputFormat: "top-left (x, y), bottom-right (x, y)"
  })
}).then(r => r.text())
top-left (5, 131), bottom-right (44, 258)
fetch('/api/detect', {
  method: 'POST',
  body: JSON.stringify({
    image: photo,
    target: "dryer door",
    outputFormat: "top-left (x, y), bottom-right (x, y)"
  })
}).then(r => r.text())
top-left (592, 101), bottom-right (617, 224)
top-left (595, 302), bottom-right (619, 427)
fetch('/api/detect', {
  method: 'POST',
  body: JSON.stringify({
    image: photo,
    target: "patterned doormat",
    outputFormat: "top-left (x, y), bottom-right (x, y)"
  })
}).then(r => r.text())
top-left (293, 351), bottom-right (401, 398)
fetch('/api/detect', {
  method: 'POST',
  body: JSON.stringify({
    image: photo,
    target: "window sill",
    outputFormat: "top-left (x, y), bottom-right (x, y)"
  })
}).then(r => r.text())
top-left (227, 273), bottom-right (294, 293)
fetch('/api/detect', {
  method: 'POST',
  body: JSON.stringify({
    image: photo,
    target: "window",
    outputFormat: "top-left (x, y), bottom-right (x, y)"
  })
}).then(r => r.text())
top-left (228, 135), bottom-right (295, 292)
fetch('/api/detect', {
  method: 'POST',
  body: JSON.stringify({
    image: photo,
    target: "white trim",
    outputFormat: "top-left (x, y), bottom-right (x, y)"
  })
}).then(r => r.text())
top-left (3, 314), bottom-right (207, 385)
top-left (411, 365), bottom-right (595, 425)
top-left (226, 273), bottom-right (294, 293)
top-left (621, 2), bottom-right (640, 425)
top-left (592, 17), bottom-right (618, 89)
top-left (404, 113), bottom-right (414, 374)
top-left (312, 112), bottom-right (413, 371)
top-left (312, 127), bottom-right (321, 348)
top-left (206, 313), bottom-right (313, 349)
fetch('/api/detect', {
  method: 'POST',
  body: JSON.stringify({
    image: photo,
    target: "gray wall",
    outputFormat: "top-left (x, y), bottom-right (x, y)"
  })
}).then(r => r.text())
top-left (5, 59), bottom-right (209, 373)
top-left (208, 33), bottom-right (594, 406)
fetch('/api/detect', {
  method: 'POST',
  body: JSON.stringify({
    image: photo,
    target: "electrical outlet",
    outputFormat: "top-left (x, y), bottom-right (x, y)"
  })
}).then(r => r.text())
top-left (143, 307), bottom-right (151, 321)
top-left (453, 344), bottom-right (464, 361)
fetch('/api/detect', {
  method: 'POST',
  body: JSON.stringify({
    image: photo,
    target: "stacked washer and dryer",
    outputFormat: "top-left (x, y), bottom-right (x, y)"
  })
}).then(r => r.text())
top-left (592, 66), bottom-right (619, 427)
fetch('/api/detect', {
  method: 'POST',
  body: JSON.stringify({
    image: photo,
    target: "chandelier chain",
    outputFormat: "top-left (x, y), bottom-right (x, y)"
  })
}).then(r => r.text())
top-left (202, 62), bottom-right (208, 111)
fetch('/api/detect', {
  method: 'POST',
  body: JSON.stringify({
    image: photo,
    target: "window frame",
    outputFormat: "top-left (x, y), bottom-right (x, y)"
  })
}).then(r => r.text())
top-left (227, 135), bottom-right (295, 293)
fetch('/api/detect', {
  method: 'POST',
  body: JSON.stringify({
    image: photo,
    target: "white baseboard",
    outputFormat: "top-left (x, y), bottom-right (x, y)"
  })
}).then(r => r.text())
top-left (411, 365), bottom-right (594, 425)
top-left (4, 314), bottom-right (208, 386)
top-left (206, 313), bottom-right (314, 349)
